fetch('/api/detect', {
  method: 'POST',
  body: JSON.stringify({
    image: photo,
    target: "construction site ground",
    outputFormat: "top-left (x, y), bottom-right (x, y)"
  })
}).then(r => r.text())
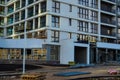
top-left (5, 64), bottom-right (120, 80)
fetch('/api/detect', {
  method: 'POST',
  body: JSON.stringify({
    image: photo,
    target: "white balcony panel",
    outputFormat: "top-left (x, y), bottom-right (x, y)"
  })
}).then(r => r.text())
top-left (0, 39), bottom-right (44, 48)
top-left (97, 42), bottom-right (120, 49)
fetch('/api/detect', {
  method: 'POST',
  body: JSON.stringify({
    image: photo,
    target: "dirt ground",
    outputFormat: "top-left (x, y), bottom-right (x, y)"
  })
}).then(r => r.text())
top-left (17, 65), bottom-right (120, 80)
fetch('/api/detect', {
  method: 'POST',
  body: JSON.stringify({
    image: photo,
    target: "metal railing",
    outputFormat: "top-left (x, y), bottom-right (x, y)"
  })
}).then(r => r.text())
top-left (101, 18), bottom-right (116, 25)
top-left (101, 31), bottom-right (116, 37)
top-left (101, 7), bottom-right (116, 14)
top-left (108, 0), bottom-right (116, 2)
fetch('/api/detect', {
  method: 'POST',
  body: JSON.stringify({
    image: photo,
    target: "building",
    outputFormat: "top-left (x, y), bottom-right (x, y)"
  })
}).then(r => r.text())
top-left (0, 0), bottom-right (120, 64)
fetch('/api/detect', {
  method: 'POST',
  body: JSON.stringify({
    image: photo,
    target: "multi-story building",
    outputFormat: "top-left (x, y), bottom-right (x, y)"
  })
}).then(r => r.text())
top-left (0, 0), bottom-right (119, 64)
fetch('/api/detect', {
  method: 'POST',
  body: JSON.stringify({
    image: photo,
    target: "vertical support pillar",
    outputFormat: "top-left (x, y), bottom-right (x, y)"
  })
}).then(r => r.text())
top-left (46, 45), bottom-right (51, 61)
top-left (116, 50), bottom-right (118, 61)
top-left (96, 48), bottom-right (98, 63)
top-left (8, 49), bottom-right (10, 60)
top-left (105, 49), bottom-right (108, 62)
top-left (87, 46), bottom-right (90, 64)
top-left (98, 0), bottom-right (101, 41)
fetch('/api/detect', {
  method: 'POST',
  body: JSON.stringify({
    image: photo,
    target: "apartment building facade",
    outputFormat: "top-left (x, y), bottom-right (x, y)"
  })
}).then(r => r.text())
top-left (0, 0), bottom-right (120, 64)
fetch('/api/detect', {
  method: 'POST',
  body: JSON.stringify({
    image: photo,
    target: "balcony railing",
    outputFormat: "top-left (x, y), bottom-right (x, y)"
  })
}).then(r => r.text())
top-left (107, 0), bottom-right (116, 2)
top-left (101, 18), bottom-right (116, 25)
top-left (101, 7), bottom-right (116, 14)
top-left (101, 32), bottom-right (116, 37)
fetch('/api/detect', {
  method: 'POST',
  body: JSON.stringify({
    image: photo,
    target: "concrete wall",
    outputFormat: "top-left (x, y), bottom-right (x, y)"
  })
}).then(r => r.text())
top-left (60, 39), bottom-right (74, 64)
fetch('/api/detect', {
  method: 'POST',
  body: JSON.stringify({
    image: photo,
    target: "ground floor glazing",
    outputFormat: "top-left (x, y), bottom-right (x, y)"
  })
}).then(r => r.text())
top-left (0, 45), bottom-right (60, 62)
top-left (90, 48), bottom-right (120, 64)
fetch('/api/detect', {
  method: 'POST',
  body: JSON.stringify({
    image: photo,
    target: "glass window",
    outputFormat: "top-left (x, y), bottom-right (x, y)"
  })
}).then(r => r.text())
top-left (16, 1), bottom-right (20, 10)
top-left (77, 34), bottom-right (88, 43)
top-left (41, 1), bottom-right (46, 13)
top-left (78, 7), bottom-right (89, 19)
top-left (8, 4), bottom-right (14, 13)
top-left (69, 5), bottom-right (72, 12)
top-left (0, 0), bottom-right (5, 4)
top-left (28, 0), bottom-right (34, 4)
top-left (27, 7), bottom-right (33, 17)
top-left (0, 6), bottom-right (5, 15)
top-left (7, 15), bottom-right (13, 24)
top-left (0, 17), bottom-right (4, 26)
top-left (0, 28), bottom-right (3, 37)
top-left (27, 20), bottom-right (33, 31)
top-left (18, 22), bottom-right (25, 32)
top-left (52, 1), bottom-right (60, 13)
top-left (77, 20), bottom-right (88, 32)
top-left (21, 10), bottom-right (25, 20)
top-left (35, 4), bottom-right (39, 15)
top-left (91, 23), bottom-right (98, 34)
top-left (91, 10), bottom-right (98, 21)
top-left (91, 0), bottom-right (98, 9)
top-left (40, 16), bottom-right (46, 27)
top-left (14, 24), bottom-right (19, 34)
top-left (15, 12), bottom-right (19, 22)
top-left (50, 45), bottom-right (60, 60)
top-left (51, 30), bottom-right (59, 42)
top-left (52, 16), bottom-right (59, 28)
top-left (7, 26), bottom-right (13, 36)
top-left (69, 18), bottom-right (72, 26)
top-left (21, 0), bottom-right (26, 8)
top-left (78, 0), bottom-right (89, 6)
top-left (35, 18), bottom-right (38, 29)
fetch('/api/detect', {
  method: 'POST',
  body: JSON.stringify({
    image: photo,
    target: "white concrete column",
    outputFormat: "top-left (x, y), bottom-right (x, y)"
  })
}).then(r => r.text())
top-left (33, 5), bottom-right (35, 16)
top-left (98, 0), bottom-right (101, 41)
top-left (39, 3), bottom-right (41, 13)
top-left (33, 19), bottom-right (35, 30)
top-left (14, 2), bottom-right (16, 11)
top-left (46, 14), bottom-right (51, 27)
top-left (20, 0), bottom-right (22, 8)
top-left (46, 0), bottom-right (52, 12)
top-left (26, 0), bottom-right (28, 6)
top-left (38, 17), bottom-right (40, 28)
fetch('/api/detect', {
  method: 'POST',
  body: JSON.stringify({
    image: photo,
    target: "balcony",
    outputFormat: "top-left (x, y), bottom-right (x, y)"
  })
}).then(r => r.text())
top-left (101, 7), bottom-right (116, 14)
top-left (97, 42), bottom-right (120, 50)
top-left (101, 18), bottom-right (116, 25)
top-left (101, 32), bottom-right (116, 37)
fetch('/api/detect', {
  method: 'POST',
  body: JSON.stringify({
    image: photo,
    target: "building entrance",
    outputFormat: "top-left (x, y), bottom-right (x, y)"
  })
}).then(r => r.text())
top-left (74, 46), bottom-right (87, 64)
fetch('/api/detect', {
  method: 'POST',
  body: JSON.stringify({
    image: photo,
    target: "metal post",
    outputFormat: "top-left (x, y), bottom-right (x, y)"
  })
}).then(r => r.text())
top-left (23, 27), bottom-right (27, 74)
top-left (96, 48), bottom-right (98, 64)
top-left (22, 3), bottom-right (28, 73)
top-left (23, 47), bottom-right (26, 74)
